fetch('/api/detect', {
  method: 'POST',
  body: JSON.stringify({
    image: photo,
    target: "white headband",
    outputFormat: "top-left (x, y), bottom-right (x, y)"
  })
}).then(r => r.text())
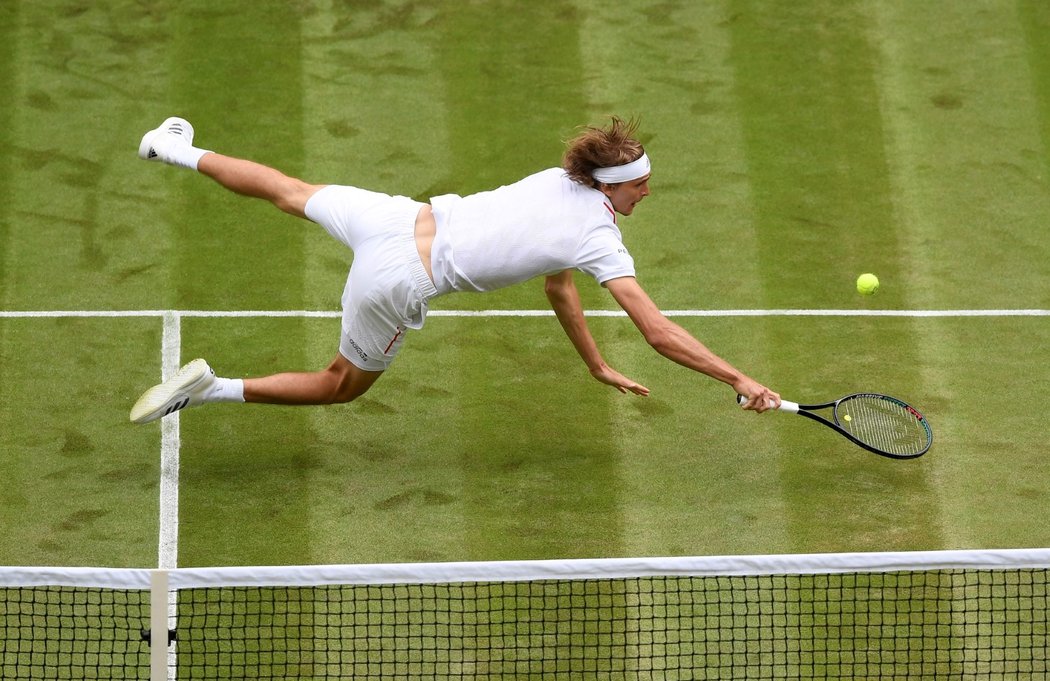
top-left (592, 153), bottom-right (651, 184)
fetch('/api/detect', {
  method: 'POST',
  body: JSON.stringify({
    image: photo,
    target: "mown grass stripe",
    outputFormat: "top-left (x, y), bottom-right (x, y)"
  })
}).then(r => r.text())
top-left (4, 3), bottom-right (171, 310)
top-left (575, 0), bottom-right (790, 555)
top-left (0, 0), bottom-right (15, 311)
top-left (169, 5), bottom-right (307, 311)
top-left (728, 3), bottom-right (906, 309)
top-left (167, 3), bottom-right (316, 567)
top-left (431, 3), bottom-right (627, 561)
top-left (1, 2), bottom-right (164, 569)
top-left (727, 0), bottom-right (946, 554)
top-left (865, 2), bottom-right (1050, 556)
top-left (0, 318), bottom-right (162, 566)
top-left (297, 0), bottom-right (470, 564)
top-left (865, 2), bottom-right (1050, 312)
top-left (1019, 0), bottom-right (1050, 177)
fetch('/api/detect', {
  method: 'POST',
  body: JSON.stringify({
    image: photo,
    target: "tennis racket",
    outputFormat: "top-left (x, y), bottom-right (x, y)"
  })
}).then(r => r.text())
top-left (737, 393), bottom-right (932, 459)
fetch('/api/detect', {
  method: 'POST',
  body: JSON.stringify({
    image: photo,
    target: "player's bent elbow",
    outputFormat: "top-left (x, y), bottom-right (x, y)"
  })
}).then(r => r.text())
top-left (643, 327), bottom-right (677, 356)
top-left (543, 275), bottom-right (571, 300)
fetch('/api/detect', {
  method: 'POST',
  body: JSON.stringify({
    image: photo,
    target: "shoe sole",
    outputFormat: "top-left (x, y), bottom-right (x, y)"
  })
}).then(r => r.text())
top-left (130, 358), bottom-right (211, 424)
top-left (138, 116), bottom-right (194, 160)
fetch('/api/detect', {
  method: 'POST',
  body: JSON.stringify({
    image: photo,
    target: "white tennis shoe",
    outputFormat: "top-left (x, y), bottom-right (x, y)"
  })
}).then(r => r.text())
top-left (130, 358), bottom-right (215, 424)
top-left (137, 116), bottom-right (195, 163)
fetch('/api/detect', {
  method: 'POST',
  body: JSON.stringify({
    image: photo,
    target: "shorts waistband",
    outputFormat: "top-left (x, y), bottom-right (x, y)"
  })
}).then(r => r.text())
top-left (398, 223), bottom-right (439, 302)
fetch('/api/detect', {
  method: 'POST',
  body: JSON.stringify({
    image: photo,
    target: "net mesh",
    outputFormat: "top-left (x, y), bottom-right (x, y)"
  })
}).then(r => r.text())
top-left (174, 570), bottom-right (1048, 680)
top-left (0, 586), bottom-right (149, 680)
top-left (1, 554), bottom-right (1048, 680)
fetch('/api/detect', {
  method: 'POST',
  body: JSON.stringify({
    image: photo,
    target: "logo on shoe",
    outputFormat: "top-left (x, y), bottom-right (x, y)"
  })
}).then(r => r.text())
top-left (163, 397), bottom-right (189, 416)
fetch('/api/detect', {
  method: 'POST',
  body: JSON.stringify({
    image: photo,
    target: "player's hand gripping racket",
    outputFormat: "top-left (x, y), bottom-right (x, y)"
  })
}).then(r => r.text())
top-left (737, 393), bottom-right (932, 459)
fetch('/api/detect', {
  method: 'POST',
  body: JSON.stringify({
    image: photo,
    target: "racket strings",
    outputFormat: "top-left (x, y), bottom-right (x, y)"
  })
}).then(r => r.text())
top-left (837, 396), bottom-right (930, 456)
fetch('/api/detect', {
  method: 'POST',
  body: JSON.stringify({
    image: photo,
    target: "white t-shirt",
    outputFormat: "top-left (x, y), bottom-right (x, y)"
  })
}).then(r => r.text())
top-left (428, 168), bottom-right (636, 295)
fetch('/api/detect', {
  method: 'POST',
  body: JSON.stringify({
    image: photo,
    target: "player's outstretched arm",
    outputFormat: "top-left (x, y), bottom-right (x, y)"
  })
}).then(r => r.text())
top-left (604, 276), bottom-right (779, 411)
top-left (544, 271), bottom-right (650, 396)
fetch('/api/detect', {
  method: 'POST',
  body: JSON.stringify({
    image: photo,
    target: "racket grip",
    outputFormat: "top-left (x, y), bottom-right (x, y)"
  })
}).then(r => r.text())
top-left (736, 394), bottom-right (799, 413)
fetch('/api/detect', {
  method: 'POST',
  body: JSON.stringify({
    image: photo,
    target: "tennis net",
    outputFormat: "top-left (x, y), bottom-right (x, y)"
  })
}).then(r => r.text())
top-left (2, 549), bottom-right (1048, 679)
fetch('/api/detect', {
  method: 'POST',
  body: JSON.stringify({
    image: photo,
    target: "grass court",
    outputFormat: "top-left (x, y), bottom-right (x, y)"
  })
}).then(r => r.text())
top-left (1, 0), bottom-right (1049, 575)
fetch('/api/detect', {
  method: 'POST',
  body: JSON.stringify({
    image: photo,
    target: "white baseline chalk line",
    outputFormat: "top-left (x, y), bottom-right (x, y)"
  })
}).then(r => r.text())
top-left (1, 308), bottom-right (1048, 318)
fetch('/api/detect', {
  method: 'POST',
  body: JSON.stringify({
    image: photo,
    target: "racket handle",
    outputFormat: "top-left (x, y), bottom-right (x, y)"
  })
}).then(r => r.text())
top-left (736, 394), bottom-right (799, 413)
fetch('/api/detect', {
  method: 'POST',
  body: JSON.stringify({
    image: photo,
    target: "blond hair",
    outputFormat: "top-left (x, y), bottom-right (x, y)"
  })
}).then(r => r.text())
top-left (562, 117), bottom-right (645, 188)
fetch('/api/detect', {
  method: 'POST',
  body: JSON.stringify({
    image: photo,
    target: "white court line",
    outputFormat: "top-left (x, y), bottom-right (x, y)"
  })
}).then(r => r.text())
top-left (0, 308), bottom-right (1048, 318)
top-left (159, 311), bottom-right (181, 681)
top-left (158, 311), bottom-right (180, 571)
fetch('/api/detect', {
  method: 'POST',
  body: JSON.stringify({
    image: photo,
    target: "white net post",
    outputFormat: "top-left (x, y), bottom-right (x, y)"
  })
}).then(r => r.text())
top-left (149, 569), bottom-right (169, 681)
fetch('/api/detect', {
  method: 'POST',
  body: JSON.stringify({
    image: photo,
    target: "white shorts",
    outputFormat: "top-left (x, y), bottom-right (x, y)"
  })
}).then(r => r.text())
top-left (305, 185), bottom-right (438, 371)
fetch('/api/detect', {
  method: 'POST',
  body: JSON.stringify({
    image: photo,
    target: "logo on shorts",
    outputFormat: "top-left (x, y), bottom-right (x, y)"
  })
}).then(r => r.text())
top-left (347, 338), bottom-right (368, 362)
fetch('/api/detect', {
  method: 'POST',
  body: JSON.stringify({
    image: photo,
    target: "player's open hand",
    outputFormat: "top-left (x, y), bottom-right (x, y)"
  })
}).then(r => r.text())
top-left (591, 364), bottom-right (650, 396)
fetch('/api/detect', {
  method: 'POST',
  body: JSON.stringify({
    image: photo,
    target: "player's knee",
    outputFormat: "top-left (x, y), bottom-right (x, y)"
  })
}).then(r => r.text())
top-left (329, 382), bottom-right (367, 404)
top-left (325, 367), bottom-right (375, 404)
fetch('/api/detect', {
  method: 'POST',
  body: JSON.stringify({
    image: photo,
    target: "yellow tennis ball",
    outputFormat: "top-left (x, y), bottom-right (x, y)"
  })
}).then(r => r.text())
top-left (856, 273), bottom-right (879, 295)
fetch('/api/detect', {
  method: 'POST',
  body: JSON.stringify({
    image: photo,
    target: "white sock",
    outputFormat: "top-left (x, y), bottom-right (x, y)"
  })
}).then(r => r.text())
top-left (207, 377), bottom-right (245, 403)
top-left (170, 145), bottom-right (211, 171)
top-left (153, 132), bottom-right (211, 170)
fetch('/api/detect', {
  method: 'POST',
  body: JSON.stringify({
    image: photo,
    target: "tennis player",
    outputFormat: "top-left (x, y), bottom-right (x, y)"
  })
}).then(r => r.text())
top-left (130, 116), bottom-right (780, 423)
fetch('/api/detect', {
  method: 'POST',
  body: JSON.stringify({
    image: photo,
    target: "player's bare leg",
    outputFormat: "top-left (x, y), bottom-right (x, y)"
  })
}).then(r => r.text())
top-left (134, 117), bottom-right (378, 422)
top-left (131, 354), bottom-right (381, 423)
top-left (138, 115), bottom-right (322, 218)
top-left (243, 354), bottom-right (383, 405)
top-left (196, 153), bottom-right (322, 219)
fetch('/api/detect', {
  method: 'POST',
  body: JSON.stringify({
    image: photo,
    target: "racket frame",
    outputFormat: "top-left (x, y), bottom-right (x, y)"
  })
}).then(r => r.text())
top-left (739, 393), bottom-right (933, 459)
